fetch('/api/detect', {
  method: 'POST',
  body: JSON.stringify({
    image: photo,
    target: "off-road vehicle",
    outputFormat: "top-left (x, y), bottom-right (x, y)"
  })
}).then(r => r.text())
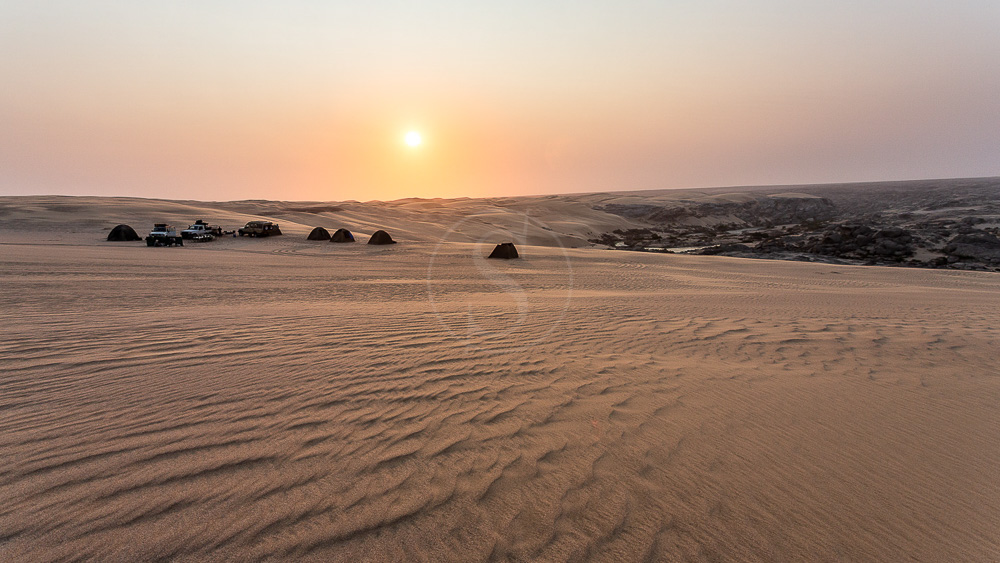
top-left (181, 220), bottom-right (223, 241)
top-left (145, 224), bottom-right (184, 246)
top-left (238, 221), bottom-right (282, 237)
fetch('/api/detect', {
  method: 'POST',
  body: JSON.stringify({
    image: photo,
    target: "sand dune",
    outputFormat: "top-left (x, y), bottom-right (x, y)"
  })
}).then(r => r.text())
top-left (0, 193), bottom-right (637, 247)
top-left (2, 196), bottom-right (1000, 561)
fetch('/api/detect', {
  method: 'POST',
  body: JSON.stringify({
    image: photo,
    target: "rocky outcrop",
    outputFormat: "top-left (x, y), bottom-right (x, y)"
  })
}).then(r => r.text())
top-left (746, 195), bottom-right (836, 226)
top-left (754, 225), bottom-right (917, 262)
top-left (589, 178), bottom-right (1000, 271)
top-left (589, 228), bottom-right (662, 249)
top-left (599, 194), bottom-right (835, 228)
top-left (943, 233), bottom-right (1000, 265)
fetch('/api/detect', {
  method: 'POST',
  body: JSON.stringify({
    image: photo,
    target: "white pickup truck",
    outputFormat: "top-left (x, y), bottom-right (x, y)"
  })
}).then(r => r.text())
top-left (181, 220), bottom-right (223, 241)
top-left (145, 224), bottom-right (184, 246)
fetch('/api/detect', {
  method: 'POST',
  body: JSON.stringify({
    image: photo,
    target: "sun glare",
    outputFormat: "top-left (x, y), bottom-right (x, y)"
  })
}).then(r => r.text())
top-left (404, 131), bottom-right (422, 147)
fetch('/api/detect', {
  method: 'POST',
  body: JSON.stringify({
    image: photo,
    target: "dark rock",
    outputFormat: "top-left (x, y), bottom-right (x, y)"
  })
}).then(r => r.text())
top-left (943, 232), bottom-right (1000, 263)
top-left (823, 233), bottom-right (843, 244)
top-left (879, 240), bottom-right (903, 252)
top-left (878, 226), bottom-right (905, 238)
top-left (695, 243), bottom-right (753, 255)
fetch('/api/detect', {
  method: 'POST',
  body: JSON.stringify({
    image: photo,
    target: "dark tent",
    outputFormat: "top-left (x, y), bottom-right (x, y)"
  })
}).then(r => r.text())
top-left (307, 227), bottom-right (331, 241)
top-left (331, 228), bottom-right (355, 243)
top-left (488, 242), bottom-right (519, 259)
top-left (107, 224), bottom-right (141, 242)
top-left (368, 230), bottom-right (396, 245)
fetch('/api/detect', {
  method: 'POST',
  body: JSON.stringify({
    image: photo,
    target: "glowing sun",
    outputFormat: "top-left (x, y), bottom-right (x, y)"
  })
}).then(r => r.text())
top-left (404, 131), bottom-right (422, 147)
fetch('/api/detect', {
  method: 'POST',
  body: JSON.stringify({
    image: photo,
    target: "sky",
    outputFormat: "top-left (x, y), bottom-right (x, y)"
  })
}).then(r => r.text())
top-left (2, 1), bottom-right (999, 201)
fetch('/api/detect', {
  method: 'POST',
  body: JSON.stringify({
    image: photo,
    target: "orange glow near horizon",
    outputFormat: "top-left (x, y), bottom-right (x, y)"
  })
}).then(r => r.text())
top-left (263, 106), bottom-right (533, 201)
top-left (1, 3), bottom-right (999, 201)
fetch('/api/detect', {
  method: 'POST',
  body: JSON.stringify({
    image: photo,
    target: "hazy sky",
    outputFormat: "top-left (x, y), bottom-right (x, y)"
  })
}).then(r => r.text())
top-left (2, 1), bottom-right (999, 201)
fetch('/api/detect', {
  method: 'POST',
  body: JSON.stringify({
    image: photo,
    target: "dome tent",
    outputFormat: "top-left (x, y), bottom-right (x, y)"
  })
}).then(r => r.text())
top-left (488, 242), bottom-right (519, 259)
top-left (331, 228), bottom-right (355, 243)
top-left (107, 224), bottom-right (141, 241)
top-left (367, 230), bottom-right (396, 245)
top-left (307, 227), bottom-right (331, 241)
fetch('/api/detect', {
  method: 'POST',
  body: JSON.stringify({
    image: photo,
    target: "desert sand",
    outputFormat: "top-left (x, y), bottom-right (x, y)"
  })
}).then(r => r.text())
top-left (2, 193), bottom-right (1000, 561)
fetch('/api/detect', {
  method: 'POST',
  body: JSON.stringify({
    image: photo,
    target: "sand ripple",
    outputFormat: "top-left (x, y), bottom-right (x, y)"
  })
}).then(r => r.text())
top-left (2, 241), bottom-right (1000, 561)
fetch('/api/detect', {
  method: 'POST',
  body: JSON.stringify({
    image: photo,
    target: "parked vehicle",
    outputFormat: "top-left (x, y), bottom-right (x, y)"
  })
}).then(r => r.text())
top-left (238, 221), bottom-right (282, 237)
top-left (146, 224), bottom-right (184, 246)
top-left (181, 220), bottom-right (223, 240)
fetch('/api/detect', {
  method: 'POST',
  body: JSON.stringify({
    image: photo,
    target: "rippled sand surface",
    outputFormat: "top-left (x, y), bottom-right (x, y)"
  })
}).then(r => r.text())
top-left (2, 233), bottom-right (999, 561)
